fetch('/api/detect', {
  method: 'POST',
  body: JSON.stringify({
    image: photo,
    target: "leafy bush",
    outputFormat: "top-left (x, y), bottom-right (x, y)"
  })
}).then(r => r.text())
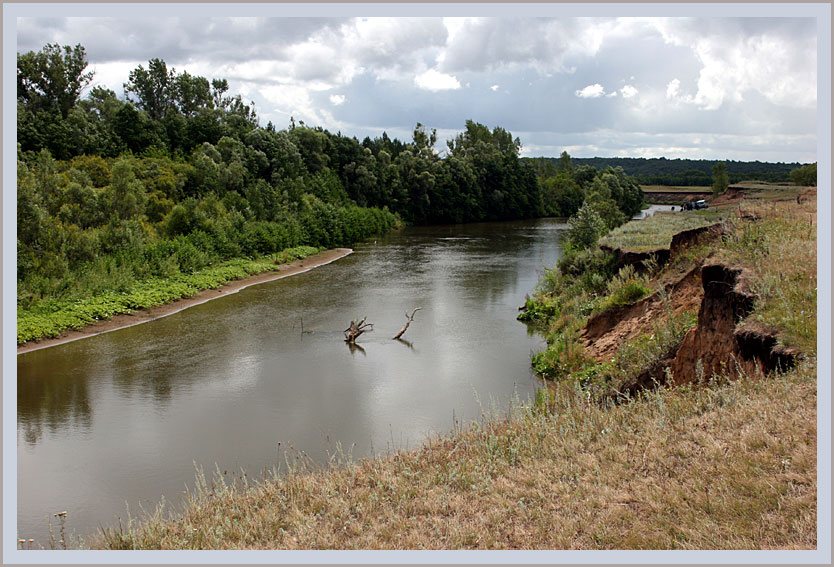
top-left (566, 202), bottom-right (607, 248)
top-left (599, 265), bottom-right (652, 310)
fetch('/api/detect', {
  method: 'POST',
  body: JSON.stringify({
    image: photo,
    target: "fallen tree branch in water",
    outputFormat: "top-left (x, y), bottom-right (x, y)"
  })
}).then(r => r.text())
top-left (344, 316), bottom-right (373, 343)
top-left (393, 307), bottom-right (422, 340)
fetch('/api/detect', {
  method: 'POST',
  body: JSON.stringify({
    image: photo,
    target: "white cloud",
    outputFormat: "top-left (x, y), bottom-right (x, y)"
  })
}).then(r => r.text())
top-left (258, 83), bottom-right (345, 131)
top-left (440, 18), bottom-right (628, 76)
top-left (652, 19), bottom-right (817, 111)
top-left (414, 69), bottom-right (461, 91)
top-left (87, 60), bottom-right (144, 96)
top-left (329, 94), bottom-right (346, 105)
top-left (346, 17), bottom-right (447, 77)
top-left (490, 84), bottom-right (499, 91)
top-left (575, 83), bottom-right (605, 98)
top-left (666, 78), bottom-right (681, 99)
top-left (620, 85), bottom-right (638, 98)
top-left (607, 91), bottom-right (618, 98)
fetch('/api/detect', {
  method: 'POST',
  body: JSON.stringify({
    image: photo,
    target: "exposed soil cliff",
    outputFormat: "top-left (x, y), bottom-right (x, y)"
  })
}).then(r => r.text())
top-left (586, 226), bottom-right (799, 398)
top-left (598, 245), bottom-right (670, 274)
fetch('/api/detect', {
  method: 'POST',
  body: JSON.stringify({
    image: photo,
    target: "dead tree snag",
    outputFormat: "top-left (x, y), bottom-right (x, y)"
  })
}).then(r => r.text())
top-left (392, 308), bottom-right (422, 340)
top-left (344, 316), bottom-right (373, 343)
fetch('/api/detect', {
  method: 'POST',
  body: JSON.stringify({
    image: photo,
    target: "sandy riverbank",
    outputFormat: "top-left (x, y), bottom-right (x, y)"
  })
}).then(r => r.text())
top-left (17, 248), bottom-right (353, 354)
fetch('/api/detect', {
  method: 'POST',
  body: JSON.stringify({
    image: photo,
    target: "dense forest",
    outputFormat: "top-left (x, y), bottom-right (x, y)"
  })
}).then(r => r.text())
top-left (17, 43), bottom-right (646, 312)
top-left (526, 156), bottom-right (805, 186)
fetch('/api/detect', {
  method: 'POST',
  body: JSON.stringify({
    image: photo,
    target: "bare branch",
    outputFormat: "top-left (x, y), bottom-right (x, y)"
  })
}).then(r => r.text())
top-left (393, 307), bottom-right (422, 340)
top-left (345, 316), bottom-right (373, 343)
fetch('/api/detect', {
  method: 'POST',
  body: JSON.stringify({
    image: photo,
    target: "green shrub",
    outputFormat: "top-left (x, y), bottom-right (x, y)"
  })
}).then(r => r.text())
top-left (599, 265), bottom-right (652, 311)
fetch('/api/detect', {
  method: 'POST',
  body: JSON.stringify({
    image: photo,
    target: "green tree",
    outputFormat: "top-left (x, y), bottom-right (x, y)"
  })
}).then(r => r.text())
top-left (790, 163), bottom-right (816, 186)
top-left (566, 201), bottom-right (608, 248)
top-left (540, 173), bottom-right (582, 217)
top-left (17, 43), bottom-right (93, 119)
top-left (174, 71), bottom-right (212, 117)
top-left (558, 150), bottom-right (573, 173)
top-left (107, 160), bottom-right (147, 220)
top-left (412, 122), bottom-right (438, 160)
top-left (712, 161), bottom-right (729, 197)
top-left (113, 103), bottom-right (164, 153)
top-left (124, 58), bottom-right (176, 121)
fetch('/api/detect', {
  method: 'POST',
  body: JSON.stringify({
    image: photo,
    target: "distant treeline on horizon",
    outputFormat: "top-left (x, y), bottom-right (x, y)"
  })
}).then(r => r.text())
top-left (524, 156), bottom-right (804, 186)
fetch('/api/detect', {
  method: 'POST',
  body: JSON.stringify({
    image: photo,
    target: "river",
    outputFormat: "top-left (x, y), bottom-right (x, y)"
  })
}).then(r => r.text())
top-left (17, 217), bottom-right (567, 546)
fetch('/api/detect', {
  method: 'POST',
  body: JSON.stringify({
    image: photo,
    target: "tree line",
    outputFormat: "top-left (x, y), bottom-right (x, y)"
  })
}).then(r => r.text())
top-left (17, 43), bottom-right (645, 308)
top-left (528, 156), bottom-right (812, 186)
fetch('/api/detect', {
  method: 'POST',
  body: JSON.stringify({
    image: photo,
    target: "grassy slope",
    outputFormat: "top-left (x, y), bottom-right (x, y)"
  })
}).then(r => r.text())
top-left (90, 197), bottom-right (817, 551)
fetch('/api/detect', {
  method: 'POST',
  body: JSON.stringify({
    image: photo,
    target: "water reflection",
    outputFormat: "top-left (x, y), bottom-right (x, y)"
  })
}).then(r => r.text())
top-left (17, 217), bottom-right (565, 544)
top-left (17, 361), bottom-right (92, 446)
top-left (346, 342), bottom-right (366, 356)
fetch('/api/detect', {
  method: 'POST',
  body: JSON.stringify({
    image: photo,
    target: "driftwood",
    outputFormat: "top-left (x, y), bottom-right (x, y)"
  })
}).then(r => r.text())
top-left (392, 308), bottom-right (422, 340)
top-left (344, 316), bottom-right (373, 343)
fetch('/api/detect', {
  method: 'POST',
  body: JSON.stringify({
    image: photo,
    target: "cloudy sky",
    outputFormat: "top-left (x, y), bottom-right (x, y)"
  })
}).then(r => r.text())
top-left (16, 10), bottom-right (820, 163)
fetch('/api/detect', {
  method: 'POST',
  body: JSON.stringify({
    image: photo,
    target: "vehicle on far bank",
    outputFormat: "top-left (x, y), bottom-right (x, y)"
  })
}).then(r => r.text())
top-left (683, 199), bottom-right (708, 211)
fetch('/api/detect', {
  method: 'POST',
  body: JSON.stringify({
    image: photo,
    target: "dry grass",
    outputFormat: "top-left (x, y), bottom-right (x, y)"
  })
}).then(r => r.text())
top-left (730, 181), bottom-right (803, 198)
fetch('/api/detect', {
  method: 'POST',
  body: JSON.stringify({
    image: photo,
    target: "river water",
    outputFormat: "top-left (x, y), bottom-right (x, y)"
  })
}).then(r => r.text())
top-left (17, 217), bottom-right (567, 545)
top-left (632, 204), bottom-right (677, 220)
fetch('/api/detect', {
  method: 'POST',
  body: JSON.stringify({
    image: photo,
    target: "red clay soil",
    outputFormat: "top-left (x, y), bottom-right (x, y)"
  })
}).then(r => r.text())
top-left (17, 248), bottom-right (353, 354)
top-left (666, 262), bottom-right (758, 385)
top-left (582, 265), bottom-right (703, 364)
top-left (588, 259), bottom-right (800, 399)
top-left (667, 262), bottom-right (800, 385)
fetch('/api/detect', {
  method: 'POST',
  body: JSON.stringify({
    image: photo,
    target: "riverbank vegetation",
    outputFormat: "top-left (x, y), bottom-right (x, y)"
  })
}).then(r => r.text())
top-left (521, 193), bottom-right (816, 395)
top-left (598, 210), bottom-right (719, 252)
top-left (17, 246), bottom-right (319, 344)
top-left (17, 43), bottom-right (644, 344)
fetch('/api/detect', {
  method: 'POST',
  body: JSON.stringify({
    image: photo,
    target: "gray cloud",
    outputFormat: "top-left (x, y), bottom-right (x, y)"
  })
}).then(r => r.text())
top-left (15, 15), bottom-right (819, 162)
top-left (440, 18), bottom-right (582, 74)
top-left (17, 17), bottom-right (346, 63)
top-left (348, 17), bottom-right (447, 72)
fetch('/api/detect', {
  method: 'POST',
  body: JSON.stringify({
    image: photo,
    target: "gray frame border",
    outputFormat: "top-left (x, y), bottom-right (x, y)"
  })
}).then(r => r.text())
top-left (2, 3), bottom-right (831, 566)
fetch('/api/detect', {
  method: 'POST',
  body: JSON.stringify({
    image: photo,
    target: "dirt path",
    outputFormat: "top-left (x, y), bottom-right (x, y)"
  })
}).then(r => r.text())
top-left (17, 248), bottom-right (353, 354)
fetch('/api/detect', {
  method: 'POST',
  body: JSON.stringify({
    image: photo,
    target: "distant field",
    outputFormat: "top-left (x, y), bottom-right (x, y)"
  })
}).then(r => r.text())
top-left (640, 185), bottom-right (711, 193)
top-left (708, 181), bottom-right (806, 203)
top-left (732, 181), bottom-right (795, 189)
top-left (599, 210), bottom-right (722, 252)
